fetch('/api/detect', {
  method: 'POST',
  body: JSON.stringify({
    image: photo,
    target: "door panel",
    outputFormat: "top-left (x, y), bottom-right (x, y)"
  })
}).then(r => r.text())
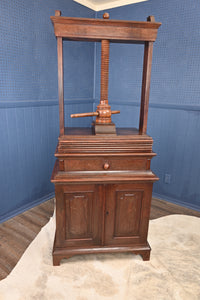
top-left (104, 183), bottom-right (152, 246)
top-left (65, 192), bottom-right (93, 239)
top-left (56, 184), bottom-right (102, 247)
top-left (114, 191), bottom-right (142, 237)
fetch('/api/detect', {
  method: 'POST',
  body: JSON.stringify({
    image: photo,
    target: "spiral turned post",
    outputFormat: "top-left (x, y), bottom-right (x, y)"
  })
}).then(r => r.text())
top-left (96, 13), bottom-right (112, 124)
top-left (100, 39), bottom-right (109, 105)
top-left (70, 13), bottom-right (120, 133)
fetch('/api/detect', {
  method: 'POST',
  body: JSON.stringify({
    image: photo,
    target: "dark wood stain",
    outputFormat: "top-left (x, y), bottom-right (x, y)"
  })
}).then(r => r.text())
top-left (50, 12), bottom-right (162, 265)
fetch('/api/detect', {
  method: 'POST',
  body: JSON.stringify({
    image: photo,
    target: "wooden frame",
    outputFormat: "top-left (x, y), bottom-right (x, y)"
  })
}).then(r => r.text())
top-left (51, 11), bottom-right (161, 135)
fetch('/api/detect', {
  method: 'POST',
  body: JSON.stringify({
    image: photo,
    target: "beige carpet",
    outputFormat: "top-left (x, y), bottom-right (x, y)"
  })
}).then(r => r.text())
top-left (0, 214), bottom-right (200, 300)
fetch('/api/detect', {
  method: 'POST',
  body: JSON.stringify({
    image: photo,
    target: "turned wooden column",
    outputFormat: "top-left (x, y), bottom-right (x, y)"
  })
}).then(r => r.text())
top-left (96, 13), bottom-right (112, 125)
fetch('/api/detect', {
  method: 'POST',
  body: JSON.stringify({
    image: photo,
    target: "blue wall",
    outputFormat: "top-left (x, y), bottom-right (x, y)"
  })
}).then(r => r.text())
top-left (1, 0), bottom-right (200, 222)
top-left (0, 0), bottom-right (95, 222)
top-left (96, 0), bottom-right (200, 210)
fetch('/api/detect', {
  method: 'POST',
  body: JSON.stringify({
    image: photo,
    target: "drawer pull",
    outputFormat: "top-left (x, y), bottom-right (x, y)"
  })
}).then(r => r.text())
top-left (103, 162), bottom-right (110, 170)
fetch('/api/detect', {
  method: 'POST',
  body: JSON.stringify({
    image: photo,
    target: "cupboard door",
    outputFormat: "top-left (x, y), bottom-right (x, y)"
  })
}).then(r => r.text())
top-left (55, 184), bottom-right (102, 247)
top-left (104, 183), bottom-right (153, 245)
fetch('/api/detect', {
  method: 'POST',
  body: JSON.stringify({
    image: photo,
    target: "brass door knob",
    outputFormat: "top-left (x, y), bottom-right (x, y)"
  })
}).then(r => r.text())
top-left (103, 162), bottom-right (110, 170)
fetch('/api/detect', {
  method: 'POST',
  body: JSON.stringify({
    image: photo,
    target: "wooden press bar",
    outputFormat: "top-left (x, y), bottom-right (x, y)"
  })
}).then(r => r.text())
top-left (50, 15), bottom-right (161, 43)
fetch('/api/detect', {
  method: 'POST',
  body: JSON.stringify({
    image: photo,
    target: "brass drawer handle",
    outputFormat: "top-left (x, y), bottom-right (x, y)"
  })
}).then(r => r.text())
top-left (103, 162), bottom-right (110, 170)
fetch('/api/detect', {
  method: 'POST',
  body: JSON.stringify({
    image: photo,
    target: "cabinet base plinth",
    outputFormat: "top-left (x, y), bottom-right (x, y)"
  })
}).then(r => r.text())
top-left (52, 240), bottom-right (151, 266)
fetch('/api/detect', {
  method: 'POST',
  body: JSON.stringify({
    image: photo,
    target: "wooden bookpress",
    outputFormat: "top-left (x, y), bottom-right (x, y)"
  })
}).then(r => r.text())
top-left (51, 11), bottom-right (161, 266)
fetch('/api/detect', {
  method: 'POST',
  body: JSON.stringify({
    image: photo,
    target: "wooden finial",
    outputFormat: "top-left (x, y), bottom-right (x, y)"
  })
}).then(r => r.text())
top-left (55, 10), bottom-right (61, 16)
top-left (103, 13), bottom-right (109, 19)
top-left (147, 16), bottom-right (155, 22)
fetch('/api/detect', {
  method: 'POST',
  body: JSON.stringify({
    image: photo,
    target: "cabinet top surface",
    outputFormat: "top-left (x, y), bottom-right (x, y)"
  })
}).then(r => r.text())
top-left (51, 15), bottom-right (161, 28)
top-left (51, 14), bottom-right (161, 43)
top-left (60, 127), bottom-right (152, 140)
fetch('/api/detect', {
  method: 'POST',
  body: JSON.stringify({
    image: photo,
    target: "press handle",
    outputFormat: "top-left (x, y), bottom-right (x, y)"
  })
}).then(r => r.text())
top-left (71, 110), bottom-right (120, 118)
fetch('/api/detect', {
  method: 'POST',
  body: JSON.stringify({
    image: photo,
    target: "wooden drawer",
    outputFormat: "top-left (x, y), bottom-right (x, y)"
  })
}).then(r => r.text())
top-left (61, 156), bottom-right (149, 172)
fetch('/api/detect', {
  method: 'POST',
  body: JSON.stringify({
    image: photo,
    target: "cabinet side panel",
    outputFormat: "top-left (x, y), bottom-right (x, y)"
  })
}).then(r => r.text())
top-left (55, 185), bottom-right (65, 247)
top-left (139, 184), bottom-right (153, 242)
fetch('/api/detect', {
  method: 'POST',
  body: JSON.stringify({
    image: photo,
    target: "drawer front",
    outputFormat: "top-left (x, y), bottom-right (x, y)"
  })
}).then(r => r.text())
top-left (63, 157), bottom-right (149, 172)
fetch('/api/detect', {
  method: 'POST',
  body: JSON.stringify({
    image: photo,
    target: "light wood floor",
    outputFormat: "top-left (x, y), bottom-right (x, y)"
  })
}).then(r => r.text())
top-left (0, 198), bottom-right (199, 281)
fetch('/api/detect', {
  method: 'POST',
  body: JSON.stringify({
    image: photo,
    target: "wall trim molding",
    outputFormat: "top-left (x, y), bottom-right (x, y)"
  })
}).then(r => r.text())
top-left (148, 102), bottom-right (200, 112)
top-left (0, 192), bottom-right (55, 224)
top-left (1, 190), bottom-right (198, 224)
top-left (153, 192), bottom-right (200, 212)
top-left (1, 98), bottom-right (200, 111)
top-left (94, 99), bottom-right (200, 112)
top-left (0, 98), bottom-right (94, 109)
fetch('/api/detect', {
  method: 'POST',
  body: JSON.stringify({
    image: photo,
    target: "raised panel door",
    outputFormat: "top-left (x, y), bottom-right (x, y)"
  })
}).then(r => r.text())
top-left (104, 183), bottom-right (153, 246)
top-left (65, 192), bottom-right (93, 239)
top-left (55, 184), bottom-right (103, 248)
